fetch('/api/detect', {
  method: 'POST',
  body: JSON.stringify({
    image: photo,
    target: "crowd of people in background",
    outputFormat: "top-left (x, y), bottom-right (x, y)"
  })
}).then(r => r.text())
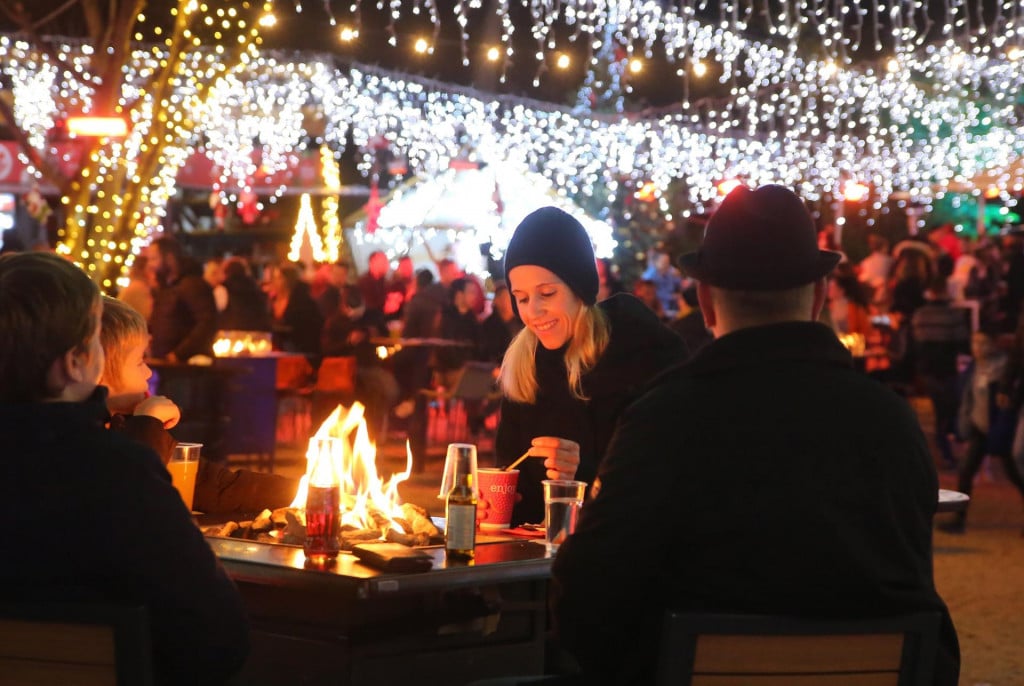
top-left (12, 190), bottom-right (1024, 685)
top-left (5, 211), bottom-right (1024, 535)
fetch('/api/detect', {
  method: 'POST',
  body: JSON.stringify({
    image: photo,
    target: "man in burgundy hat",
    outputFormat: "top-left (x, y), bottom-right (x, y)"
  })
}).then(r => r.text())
top-left (550, 185), bottom-right (959, 685)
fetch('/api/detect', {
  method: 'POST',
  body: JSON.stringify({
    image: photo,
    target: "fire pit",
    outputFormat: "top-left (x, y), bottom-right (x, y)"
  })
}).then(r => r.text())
top-left (201, 402), bottom-right (442, 549)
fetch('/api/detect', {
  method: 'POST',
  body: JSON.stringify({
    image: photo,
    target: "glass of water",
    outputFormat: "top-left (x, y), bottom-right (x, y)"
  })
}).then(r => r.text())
top-left (542, 479), bottom-right (587, 553)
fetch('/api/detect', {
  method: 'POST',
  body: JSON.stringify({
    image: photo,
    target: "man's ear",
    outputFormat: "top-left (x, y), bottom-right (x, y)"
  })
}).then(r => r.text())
top-left (696, 282), bottom-right (716, 332)
top-left (63, 345), bottom-right (94, 384)
top-left (43, 350), bottom-right (75, 398)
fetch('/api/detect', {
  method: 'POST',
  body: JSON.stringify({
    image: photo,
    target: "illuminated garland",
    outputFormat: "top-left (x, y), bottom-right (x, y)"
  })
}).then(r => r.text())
top-left (0, 5), bottom-right (1021, 279)
top-left (296, 0), bottom-right (1024, 104)
top-left (320, 144), bottom-right (343, 264)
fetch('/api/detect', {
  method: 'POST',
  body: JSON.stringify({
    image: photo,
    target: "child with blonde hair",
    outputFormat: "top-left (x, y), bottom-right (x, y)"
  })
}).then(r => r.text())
top-left (101, 295), bottom-right (297, 514)
top-left (101, 296), bottom-right (180, 447)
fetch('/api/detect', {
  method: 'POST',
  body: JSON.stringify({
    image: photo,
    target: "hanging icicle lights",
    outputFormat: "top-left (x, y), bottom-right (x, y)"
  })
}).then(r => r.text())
top-left (0, 0), bottom-right (1021, 221)
top-left (291, 0), bottom-right (1024, 98)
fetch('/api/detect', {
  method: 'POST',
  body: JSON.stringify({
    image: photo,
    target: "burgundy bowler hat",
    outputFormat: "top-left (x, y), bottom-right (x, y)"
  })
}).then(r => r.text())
top-left (678, 184), bottom-right (841, 290)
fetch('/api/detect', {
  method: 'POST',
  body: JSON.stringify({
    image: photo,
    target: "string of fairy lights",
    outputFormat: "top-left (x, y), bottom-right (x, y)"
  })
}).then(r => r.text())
top-left (295, 0), bottom-right (1024, 100)
top-left (0, 0), bottom-right (1020, 283)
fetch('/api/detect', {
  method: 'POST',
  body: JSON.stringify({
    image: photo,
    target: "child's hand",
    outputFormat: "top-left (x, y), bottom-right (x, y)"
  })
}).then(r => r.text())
top-left (134, 395), bottom-right (181, 429)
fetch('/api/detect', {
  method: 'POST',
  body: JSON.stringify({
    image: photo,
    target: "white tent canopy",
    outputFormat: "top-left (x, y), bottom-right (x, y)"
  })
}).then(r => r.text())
top-left (344, 160), bottom-right (617, 279)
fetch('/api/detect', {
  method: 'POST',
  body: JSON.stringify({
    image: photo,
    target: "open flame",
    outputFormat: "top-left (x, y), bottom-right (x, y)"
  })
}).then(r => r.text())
top-left (289, 402), bottom-right (413, 535)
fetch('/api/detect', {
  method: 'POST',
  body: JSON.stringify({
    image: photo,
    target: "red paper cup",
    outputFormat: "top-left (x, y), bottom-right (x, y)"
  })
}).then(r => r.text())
top-left (478, 468), bottom-right (519, 530)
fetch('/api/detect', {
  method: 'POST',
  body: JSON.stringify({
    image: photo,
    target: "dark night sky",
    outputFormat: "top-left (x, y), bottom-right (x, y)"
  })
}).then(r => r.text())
top-left (2, 0), bottom-right (1006, 110)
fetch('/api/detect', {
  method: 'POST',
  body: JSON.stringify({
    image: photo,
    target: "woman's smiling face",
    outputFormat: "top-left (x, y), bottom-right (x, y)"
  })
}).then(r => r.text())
top-left (509, 265), bottom-right (582, 350)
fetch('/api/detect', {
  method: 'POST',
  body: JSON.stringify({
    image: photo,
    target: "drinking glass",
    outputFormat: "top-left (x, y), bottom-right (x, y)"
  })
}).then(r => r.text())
top-left (439, 443), bottom-right (478, 499)
top-left (168, 442), bottom-right (202, 511)
top-left (542, 479), bottom-right (587, 553)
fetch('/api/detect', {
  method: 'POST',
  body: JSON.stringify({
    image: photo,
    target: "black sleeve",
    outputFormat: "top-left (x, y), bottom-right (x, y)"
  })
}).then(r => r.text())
top-left (550, 396), bottom-right (675, 683)
top-left (193, 460), bottom-right (299, 515)
top-left (114, 414), bottom-right (176, 465)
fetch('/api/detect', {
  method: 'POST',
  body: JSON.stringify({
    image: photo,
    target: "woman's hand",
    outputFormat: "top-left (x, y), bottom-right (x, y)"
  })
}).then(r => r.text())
top-left (530, 436), bottom-right (580, 480)
top-left (476, 491), bottom-right (523, 524)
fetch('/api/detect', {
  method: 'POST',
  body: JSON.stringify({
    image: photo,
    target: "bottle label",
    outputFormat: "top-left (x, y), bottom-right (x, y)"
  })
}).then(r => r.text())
top-left (446, 504), bottom-right (476, 550)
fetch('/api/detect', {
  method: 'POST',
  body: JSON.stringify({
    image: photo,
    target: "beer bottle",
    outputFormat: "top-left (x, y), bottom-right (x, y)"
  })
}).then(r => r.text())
top-left (304, 437), bottom-right (342, 563)
top-left (445, 445), bottom-right (477, 560)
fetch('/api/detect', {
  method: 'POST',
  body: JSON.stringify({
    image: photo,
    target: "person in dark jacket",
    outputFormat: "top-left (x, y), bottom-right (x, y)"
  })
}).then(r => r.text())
top-left (911, 277), bottom-right (972, 470)
top-left (0, 252), bottom-right (249, 685)
top-left (668, 282), bottom-right (713, 358)
top-left (267, 262), bottom-right (324, 357)
top-left (218, 257), bottom-right (272, 332)
top-left (101, 297), bottom-right (297, 515)
top-left (479, 280), bottom-right (524, 364)
top-left (146, 236), bottom-right (218, 361)
top-left (435, 276), bottom-right (482, 384)
top-left (495, 206), bottom-right (687, 526)
top-left (550, 185), bottom-right (959, 686)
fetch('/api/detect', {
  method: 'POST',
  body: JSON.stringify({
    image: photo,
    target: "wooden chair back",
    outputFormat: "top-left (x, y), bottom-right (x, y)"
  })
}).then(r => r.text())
top-left (657, 612), bottom-right (940, 686)
top-left (0, 602), bottom-right (154, 686)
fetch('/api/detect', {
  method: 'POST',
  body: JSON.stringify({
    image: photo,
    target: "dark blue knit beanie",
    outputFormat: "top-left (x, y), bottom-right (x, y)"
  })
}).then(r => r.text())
top-left (503, 207), bottom-right (598, 317)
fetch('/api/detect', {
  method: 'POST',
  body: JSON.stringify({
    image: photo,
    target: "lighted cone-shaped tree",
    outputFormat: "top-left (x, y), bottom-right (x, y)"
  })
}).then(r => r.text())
top-left (288, 193), bottom-right (326, 269)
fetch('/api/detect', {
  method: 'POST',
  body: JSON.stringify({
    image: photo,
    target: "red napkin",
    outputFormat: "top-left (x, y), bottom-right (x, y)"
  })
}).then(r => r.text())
top-left (504, 526), bottom-right (545, 538)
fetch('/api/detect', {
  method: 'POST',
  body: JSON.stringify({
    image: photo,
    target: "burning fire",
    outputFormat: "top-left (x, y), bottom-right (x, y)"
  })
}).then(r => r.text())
top-left (289, 402), bottom-right (413, 535)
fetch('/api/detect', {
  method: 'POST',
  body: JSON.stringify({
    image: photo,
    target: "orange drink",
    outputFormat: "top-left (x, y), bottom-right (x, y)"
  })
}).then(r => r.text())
top-left (169, 442), bottom-right (201, 511)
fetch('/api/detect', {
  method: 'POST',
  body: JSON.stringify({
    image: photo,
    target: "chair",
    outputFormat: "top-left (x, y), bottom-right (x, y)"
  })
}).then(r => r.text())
top-left (656, 611), bottom-right (940, 686)
top-left (0, 602), bottom-right (154, 686)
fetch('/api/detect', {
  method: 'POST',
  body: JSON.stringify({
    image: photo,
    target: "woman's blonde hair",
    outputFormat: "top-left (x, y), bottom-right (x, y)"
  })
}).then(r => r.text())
top-left (499, 303), bottom-right (610, 403)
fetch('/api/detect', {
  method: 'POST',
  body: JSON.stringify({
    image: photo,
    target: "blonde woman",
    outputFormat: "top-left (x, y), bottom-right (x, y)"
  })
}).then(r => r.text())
top-left (494, 207), bottom-right (687, 526)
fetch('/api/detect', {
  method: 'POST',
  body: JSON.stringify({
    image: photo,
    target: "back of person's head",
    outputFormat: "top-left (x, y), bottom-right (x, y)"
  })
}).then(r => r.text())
top-left (0, 253), bottom-right (99, 402)
top-left (678, 184), bottom-right (841, 330)
top-left (415, 267), bottom-right (435, 290)
top-left (100, 296), bottom-right (149, 389)
top-left (223, 256), bottom-right (250, 282)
